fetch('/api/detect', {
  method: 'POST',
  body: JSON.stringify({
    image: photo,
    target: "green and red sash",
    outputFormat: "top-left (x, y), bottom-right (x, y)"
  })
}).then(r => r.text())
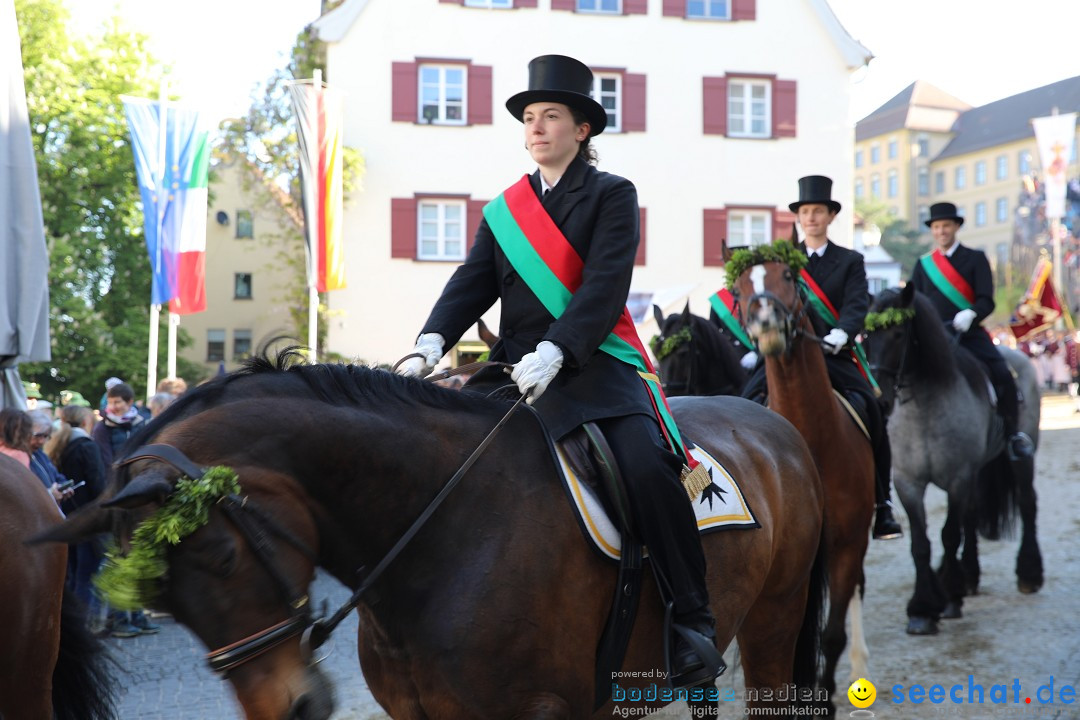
top-left (708, 289), bottom-right (754, 350)
top-left (919, 249), bottom-right (974, 310)
top-left (798, 269), bottom-right (881, 395)
top-left (483, 175), bottom-right (694, 466)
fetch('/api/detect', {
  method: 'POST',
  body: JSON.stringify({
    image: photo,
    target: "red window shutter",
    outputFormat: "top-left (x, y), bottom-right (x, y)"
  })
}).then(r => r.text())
top-left (516, 0), bottom-right (539, 6)
top-left (468, 64), bottom-right (493, 125)
top-left (622, 73), bottom-right (647, 133)
top-left (391, 198), bottom-right (417, 259)
top-left (439, 0), bottom-right (464, 4)
top-left (392, 62), bottom-right (418, 123)
top-left (635, 207), bottom-right (647, 266)
top-left (773, 79), bottom-right (797, 138)
top-left (624, 0), bottom-right (647, 13)
top-left (731, 0), bottom-right (755, 20)
top-left (702, 77), bottom-right (728, 136)
top-left (551, 0), bottom-right (576, 10)
top-left (467, 200), bottom-right (487, 253)
top-left (662, 0), bottom-right (684, 16)
top-left (703, 209), bottom-right (728, 267)
top-left (772, 209), bottom-right (798, 241)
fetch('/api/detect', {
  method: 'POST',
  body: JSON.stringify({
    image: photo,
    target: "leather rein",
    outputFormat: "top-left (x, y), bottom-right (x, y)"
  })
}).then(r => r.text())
top-left (115, 361), bottom-right (523, 677)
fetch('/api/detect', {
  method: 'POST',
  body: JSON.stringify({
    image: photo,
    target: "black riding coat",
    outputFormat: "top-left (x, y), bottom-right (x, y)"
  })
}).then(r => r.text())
top-left (909, 243), bottom-right (996, 331)
top-left (421, 156), bottom-right (654, 439)
top-left (799, 240), bottom-right (870, 340)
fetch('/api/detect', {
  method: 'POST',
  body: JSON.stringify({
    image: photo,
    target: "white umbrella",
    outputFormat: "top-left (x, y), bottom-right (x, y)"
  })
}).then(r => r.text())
top-left (0, 0), bottom-right (51, 409)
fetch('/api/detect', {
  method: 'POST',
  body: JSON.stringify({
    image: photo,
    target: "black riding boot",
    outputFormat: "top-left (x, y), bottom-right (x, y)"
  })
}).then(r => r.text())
top-left (872, 410), bottom-right (902, 540)
top-left (672, 606), bottom-right (726, 688)
top-left (996, 378), bottom-right (1034, 460)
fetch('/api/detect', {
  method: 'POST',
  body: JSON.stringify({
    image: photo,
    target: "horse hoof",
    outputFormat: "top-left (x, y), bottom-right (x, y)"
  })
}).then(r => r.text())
top-left (906, 617), bottom-right (939, 635)
top-left (941, 602), bottom-right (962, 619)
top-left (1018, 579), bottom-right (1043, 594)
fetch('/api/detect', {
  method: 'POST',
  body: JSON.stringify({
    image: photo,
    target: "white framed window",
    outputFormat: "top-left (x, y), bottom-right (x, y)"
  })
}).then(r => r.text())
top-left (870, 173), bottom-right (881, 198)
top-left (887, 169), bottom-right (898, 198)
top-left (935, 171), bottom-right (945, 193)
top-left (207, 329), bottom-right (225, 362)
top-left (464, 0), bottom-right (512, 6)
top-left (687, 0), bottom-right (729, 18)
top-left (954, 165), bottom-right (966, 190)
top-left (591, 72), bottom-right (621, 132)
top-left (727, 79), bottom-right (770, 138)
top-left (855, 149), bottom-right (863, 168)
top-left (975, 160), bottom-right (987, 186)
top-left (996, 154), bottom-right (1008, 181)
top-left (577, 0), bottom-right (620, 12)
top-left (419, 65), bottom-right (466, 125)
top-left (918, 205), bottom-right (929, 226)
top-left (975, 202), bottom-right (987, 227)
top-left (728, 210), bottom-right (771, 248)
top-left (870, 143), bottom-right (880, 164)
top-left (1018, 150), bottom-right (1031, 175)
top-left (917, 166), bottom-right (929, 196)
top-left (996, 197), bottom-right (1008, 223)
top-left (854, 178), bottom-right (864, 199)
top-left (917, 134), bottom-right (929, 157)
top-left (418, 200), bottom-right (467, 260)
top-left (888, 138), bottom-right (898, 159)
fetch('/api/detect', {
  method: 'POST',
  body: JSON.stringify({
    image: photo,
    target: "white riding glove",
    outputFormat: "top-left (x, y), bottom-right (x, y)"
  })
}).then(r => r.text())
top-left (952, 308), bottom-right (977, 333)
top-left (740, 351), bottom-right (759, 370)
top-left (397, 333), bottom-right (445, 377)
top-left (511, 340), bottom-right (564, 405)
top-left (822, 328), bottom-right (849, 355)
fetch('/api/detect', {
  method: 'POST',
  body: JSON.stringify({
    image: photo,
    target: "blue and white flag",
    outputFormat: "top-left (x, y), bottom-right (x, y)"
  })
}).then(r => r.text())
top-left (122, 97), bottom-right (208, 308)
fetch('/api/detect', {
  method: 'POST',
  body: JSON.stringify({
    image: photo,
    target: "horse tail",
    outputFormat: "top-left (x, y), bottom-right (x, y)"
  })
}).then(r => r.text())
top-left (52, 587), bottom-right (117, 720)
top-left (976, 453), bottom-right (1024, 540)
top-left (792, 526), bottom-right (827, 691)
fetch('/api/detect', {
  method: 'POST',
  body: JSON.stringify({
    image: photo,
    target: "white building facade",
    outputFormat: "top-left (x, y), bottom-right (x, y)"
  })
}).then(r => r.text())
top-left (313, 0), bottom-right (869, 364)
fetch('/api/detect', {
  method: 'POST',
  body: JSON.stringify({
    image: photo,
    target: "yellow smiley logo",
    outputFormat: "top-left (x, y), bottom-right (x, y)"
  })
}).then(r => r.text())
top-left (847, 677), bottom-right (877, 708)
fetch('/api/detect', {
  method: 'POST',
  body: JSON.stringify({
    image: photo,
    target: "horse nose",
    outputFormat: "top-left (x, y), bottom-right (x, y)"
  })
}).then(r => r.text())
top-left (286, 693), bottom-right (332, 720)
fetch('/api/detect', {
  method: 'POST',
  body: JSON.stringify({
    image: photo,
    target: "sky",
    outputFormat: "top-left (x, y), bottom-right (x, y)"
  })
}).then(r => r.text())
top-left (62, 0), bottom-right (1080, 127)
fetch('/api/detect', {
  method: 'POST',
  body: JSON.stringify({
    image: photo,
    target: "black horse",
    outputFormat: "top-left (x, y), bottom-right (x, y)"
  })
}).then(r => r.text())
top-left (652, 303), bottom-right (749, 397)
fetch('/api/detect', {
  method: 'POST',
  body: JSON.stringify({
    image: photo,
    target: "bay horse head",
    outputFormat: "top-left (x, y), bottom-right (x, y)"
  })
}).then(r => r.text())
top-left (35, 358), bottom-right (334, 720)
top-left (726, 236), bottom-right (811, 358)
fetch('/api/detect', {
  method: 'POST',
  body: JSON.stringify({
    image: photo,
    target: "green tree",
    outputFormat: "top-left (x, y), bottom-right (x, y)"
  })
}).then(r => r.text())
top-left (855, 200), bottom-right (930, 277)
top-left (16, 0), bottom-right (205, 401)
top-left (216, 22), bottom-right (363, 360)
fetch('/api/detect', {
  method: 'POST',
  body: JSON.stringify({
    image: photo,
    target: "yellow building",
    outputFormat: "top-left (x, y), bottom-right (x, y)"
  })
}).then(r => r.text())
top-left (854, 76), bottom-right (1080, 274)
top-left (176, 161), bottom-right (304, 376)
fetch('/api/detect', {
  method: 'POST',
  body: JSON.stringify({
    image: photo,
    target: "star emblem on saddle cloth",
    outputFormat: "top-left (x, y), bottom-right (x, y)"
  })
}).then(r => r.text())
top-left (697, 467), bottom-right (727, 510)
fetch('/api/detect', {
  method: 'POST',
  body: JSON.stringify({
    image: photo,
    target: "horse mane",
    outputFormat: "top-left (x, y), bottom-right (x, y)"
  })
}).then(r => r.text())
top-left (873, 289), bottom-right (990, 397)
top-left (123, 348), bottom-right (502, 455)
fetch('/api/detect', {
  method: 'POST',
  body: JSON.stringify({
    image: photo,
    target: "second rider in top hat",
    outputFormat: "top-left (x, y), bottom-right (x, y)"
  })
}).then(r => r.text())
top-left (398, 55), bottom-right (725, 688)
top-left (742, 175), bottom-right (903, 540)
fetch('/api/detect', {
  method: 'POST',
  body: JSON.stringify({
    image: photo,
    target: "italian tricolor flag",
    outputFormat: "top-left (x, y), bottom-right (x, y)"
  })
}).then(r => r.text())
top-left (169, 131), bottom-right (209, 314)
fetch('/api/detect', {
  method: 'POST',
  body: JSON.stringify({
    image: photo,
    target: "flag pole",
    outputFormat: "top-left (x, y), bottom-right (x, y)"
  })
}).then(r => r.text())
top-left (146, 79), bottom-right (169, 403)
top-left (308, 69), bottom-right (323, 363)
top-left (167, 311), bottom-right (179, 378)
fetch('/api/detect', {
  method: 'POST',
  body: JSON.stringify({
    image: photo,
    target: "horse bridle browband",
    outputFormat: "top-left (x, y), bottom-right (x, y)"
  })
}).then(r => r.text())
top-left (115, 389), bottom-right (527, 677)
top-left (117, 445), bottom-right (319, 676)
top-left (745, 277), bottom-right (824, 353)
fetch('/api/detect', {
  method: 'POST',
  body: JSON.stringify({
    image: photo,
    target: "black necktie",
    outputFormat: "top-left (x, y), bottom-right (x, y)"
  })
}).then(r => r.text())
top-left (808, 252), bottom-right (820, 272)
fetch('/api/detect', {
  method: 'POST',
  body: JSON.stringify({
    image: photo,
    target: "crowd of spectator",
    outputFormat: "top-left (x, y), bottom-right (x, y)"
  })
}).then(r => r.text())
top-left (2, 375), bottom-right (187, 637)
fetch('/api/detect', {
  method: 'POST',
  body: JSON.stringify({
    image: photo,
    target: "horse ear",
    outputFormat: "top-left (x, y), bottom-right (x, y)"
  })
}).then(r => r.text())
top-left (900, 282), bottom-right (916, 307)
top-left (29, 504), bottom-right (114, 545)
top-left (102, 469), bottom-right (176, 510)
top-left (721, 238), bottom-right (734, 263)
top-left (789, 222), bottom-right (799, 245)
top-left (681, 301), bottom-right (691, 323)
top-left (652, 304), bottom-right (665, 328)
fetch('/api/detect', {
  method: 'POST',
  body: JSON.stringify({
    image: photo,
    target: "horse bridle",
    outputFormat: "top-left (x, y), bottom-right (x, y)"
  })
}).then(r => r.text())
top-left (658, 328), bottom-right (696, 395)
top-left (115, 389), bottom-right (526, 678)
top-left (116, 445), bottom-right (319, 677)
top-left (867, 320), bottom-right (913, 407)
top-left (744, 272), bottom-right (820, 354)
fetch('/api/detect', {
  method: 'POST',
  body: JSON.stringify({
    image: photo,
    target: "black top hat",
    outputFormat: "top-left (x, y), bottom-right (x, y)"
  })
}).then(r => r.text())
top-left (789, 175), bottom-right (841, 214)
top-left (925, 202), bottom-right (964, 227)
top-left (505, 55), bottom-right (607, 136)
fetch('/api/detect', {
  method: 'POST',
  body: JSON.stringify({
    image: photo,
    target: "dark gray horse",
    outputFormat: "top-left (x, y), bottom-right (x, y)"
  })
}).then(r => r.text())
top-left (865, 285), bottom-right (1043, 636)
top-left (651, 304), bottom-right (749, 397)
